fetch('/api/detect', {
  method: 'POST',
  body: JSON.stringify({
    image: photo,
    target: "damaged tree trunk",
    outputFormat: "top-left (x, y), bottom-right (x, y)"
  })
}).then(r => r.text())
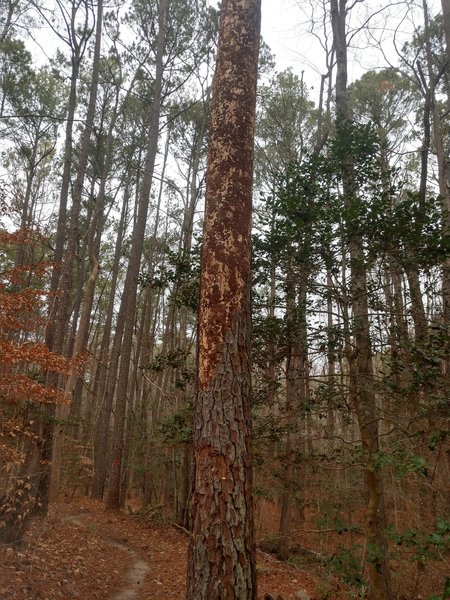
top-left (185, 0), bottom-right (261, 598)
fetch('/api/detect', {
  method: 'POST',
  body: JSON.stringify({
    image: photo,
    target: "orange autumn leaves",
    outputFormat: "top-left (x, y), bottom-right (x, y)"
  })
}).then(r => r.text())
top-left (0, 227), bottom-right (82, 462)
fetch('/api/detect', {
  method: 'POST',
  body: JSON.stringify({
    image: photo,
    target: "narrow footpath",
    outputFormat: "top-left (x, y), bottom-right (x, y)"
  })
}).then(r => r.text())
top-left (0, 496), bottom-right (318, 599)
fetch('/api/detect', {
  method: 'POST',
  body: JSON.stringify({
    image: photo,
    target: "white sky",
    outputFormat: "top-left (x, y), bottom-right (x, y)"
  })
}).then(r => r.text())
top-left (261, 0), bottom-right (303, 72)
top-left (259, 0), bottom-right (442, 95)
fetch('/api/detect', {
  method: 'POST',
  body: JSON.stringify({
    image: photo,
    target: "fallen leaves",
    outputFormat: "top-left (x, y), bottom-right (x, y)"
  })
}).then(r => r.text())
top-left (0, 496), bottom-right (318, 600)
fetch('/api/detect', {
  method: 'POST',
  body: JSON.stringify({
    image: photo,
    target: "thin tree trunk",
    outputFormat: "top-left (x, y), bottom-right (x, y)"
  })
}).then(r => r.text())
top-left (406, 266), bottom-right (428, 346)
top-left (326, 269), bottom-right (336, 437)
top-left (105, 0), bottom-right (167, 510)
top-left (90, 71), bottom-right (149, 498)
top-left (278, 267), bottom-right (308, 556)
top-left (0, 0), bottom-right (20, 44)
top-left (442, 0), bottom-right (450, 68)
top-left (36, 0), bottom-right (102, 513)
top-left (177, 442), bottom-right (191, 528)
top-left (50, 211), bottom-right (101, 500)
top-left (423, 0), bottom-right (450, 367)
top-left (91, 185), bottom-right (129, 498)
top-left (15, 136), bottom-right (39, 268)
top-left (330, 2), bottom-right (393, 598)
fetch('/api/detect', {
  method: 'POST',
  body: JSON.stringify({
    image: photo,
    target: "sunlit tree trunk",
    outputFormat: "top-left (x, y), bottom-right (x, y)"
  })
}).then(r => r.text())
top-left (186, 0), bottom-right (260, 598)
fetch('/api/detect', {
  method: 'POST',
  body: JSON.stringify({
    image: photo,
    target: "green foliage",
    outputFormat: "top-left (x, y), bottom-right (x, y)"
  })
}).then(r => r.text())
top-left (0, 36), bottom-right (33, 104)
top-left (139, 244), bottom-right (200, 311)
top-left (318, 515), bottom-right (362, 536)
top-left (427, 430), bottom-right (449, 451)
top-left (366, 542), bottom-right (389, 574)
top-left (426, 576), bottom-right (450, 600)
top-left (324, 545), bottom-right (366, 588)
top-left (144, 347), bottom-right (194, 391)
top-left (159, 403), bottom-right (193, 445)
top-left (256, 67), bottom-right (316, 176)
top-left (388, 519), bottom-right (450, 562)
top-left (349, 68), bottom-right (417, 133)
top-left (253, 412), bottom-right (285, 443)
top-left (366, 449), bottom-right (429, 478)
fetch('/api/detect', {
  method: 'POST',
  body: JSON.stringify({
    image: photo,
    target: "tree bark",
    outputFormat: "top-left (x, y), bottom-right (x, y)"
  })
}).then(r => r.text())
top-left (186, 1), bottom-right (260, 598)
top-left (278, 266), bottom-right (308, 556)
top-left (105, 0), bottom-right (167, 510)
top-left (442, 0), bottom-right (450, 68)
top-left (91, 182), bottom-right (129, 498)
top-left (423, 0), bottom-right (450, 357)
top-left (330, 2), bottom-right (393, 598)
top-left (36, 0), bottom-right (101, 513)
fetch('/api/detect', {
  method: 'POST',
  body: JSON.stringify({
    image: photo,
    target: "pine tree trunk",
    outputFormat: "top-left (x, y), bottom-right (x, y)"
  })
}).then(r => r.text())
top-left (177, 443), bottom-right (191, 528)
top-left (278, 266), bottom-right (308, 556)
top-left (36, 0), bottom-right (102, 513)
top-left (90, 71), bottom-right (147, 498)
top-left (422, 0), bottom-right (450, 368)
top-left (105, 0), bottom-right (167, 510)
top-left (186, 1), bottom-right (260, 597)
top-left (91, 184), bottom-right (129, 499)
top-left (15, 136), bottom-right (39, 269)
top-left (326, 269), bottom-right (336, 437)
top-left (330, 2), bottom-right (393, 598)
top-left (406, 265), bottom-right (428, 346)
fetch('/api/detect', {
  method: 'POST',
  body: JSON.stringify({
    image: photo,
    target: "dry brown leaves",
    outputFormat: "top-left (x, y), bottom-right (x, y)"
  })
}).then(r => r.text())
top-left (0, 502), bottom-right (130, 599)
top-left (0, 496), bottom-right (318, 600)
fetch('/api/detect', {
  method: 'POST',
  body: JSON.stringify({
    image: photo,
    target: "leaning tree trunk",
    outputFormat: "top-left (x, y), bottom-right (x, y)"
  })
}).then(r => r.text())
top-left (105, 0), bottom-right (167, 510)
top-left (36, 0), bottom-right (103, 514)
top-left (186, 1), bottom-right (261, 598)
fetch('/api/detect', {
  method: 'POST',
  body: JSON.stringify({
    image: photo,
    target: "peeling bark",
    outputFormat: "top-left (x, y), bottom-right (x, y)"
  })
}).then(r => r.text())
top-left (186, 1), bottom-right (261, 598)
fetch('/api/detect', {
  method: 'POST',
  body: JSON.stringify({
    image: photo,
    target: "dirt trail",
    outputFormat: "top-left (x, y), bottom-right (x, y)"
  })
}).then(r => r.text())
top-left (0, 497), bottom-right (319, 599)
top-left (108, 551), bottom-right (148, 600)
top-left (67, 513), bottom-right (149, 600)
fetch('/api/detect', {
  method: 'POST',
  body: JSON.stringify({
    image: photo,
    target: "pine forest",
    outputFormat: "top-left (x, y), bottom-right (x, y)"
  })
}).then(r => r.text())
top-left (0, 0), bottom-right (450, 599)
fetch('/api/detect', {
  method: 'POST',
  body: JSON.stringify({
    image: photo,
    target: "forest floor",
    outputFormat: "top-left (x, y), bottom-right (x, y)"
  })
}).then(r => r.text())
top-left (0, 495), bottom-right (325, 600)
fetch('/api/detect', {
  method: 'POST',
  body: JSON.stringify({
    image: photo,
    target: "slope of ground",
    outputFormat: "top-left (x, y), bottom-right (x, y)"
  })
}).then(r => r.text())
top-left (0, 496), bottom-right (321, 600)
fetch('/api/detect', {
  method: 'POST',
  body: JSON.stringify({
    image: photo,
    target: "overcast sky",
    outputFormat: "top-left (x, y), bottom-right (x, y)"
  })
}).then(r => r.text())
top-left (259, 0), bottom-right (442, 93)
top-left (261, 0), bottom-right (302, 71)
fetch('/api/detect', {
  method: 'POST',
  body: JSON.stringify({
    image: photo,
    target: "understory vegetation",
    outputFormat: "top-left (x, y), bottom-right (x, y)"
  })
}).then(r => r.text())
top-left (1, 0), bottom-right (449, 598)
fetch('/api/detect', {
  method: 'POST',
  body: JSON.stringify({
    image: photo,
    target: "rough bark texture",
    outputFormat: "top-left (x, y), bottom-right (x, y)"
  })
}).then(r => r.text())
top-left (186, 1), bottom-right (261, 598)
